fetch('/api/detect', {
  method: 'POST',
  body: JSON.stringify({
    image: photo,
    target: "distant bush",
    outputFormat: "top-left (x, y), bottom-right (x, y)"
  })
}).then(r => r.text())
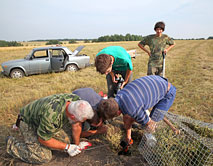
top-left (207, 36), bottom-right (213, 40)
top-left (69, 40), bottom-right (77, 44)
top-left (0, 40), bottom-right (23, 47)
top-left (84, 39), bottom-right (90, 43)
top-left (46, 40), bottom-right (62, 45)
top-left (92, 39), bottom-right (98, 43)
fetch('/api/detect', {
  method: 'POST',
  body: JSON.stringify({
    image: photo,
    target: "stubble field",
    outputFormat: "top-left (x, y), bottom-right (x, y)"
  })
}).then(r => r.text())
top-left (0, 40), bottom-right (212, 165)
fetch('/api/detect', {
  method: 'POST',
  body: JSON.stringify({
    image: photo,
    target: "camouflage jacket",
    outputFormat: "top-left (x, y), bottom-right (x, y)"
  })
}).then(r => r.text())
top-left (20, 93), bottom-right (80, 140)
top-left (139, 34), bottom-right (174, 66)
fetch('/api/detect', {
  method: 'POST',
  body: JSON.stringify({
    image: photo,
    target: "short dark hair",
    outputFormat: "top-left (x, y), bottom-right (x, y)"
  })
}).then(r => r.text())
top-left (95, 54), bottom-right (112, 74)
top-left (154, 21), bottom-right (165, 31)
top-left (97, 98), bottom-right (119, 121)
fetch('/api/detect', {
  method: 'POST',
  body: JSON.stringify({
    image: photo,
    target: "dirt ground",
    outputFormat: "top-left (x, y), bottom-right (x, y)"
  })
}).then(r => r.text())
top-left (0, 117), bottom-right (148, 166)
top-left (1, 141), bottom-right (148, 166)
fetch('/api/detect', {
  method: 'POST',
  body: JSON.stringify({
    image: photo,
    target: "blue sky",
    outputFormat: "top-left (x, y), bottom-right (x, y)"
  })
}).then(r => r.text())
top-left (0, 0), bottom-right (212, 41)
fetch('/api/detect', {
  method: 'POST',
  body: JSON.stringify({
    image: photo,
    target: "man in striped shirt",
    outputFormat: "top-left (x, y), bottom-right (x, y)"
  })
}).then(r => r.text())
top-left (97, 75), bottom-right (176, 143)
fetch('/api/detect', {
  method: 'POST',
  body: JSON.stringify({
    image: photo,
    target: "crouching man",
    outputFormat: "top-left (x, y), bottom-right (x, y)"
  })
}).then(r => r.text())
top-left (97, 75), bottom-right (176, 143)
top-left (73, 87), bottom-right (107, 137)
top-left (6, 93), bottom-right (94, 164)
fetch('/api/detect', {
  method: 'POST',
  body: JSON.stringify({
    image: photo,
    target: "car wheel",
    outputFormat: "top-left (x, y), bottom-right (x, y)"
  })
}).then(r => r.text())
top-left (66, 64), bottom-right (78, 71)
top-left (10, 69), bottom-right (25, 78)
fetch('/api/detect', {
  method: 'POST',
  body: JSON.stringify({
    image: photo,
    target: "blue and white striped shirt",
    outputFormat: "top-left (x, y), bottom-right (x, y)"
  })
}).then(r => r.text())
top-left (115, 75), bottom-right (168, 125)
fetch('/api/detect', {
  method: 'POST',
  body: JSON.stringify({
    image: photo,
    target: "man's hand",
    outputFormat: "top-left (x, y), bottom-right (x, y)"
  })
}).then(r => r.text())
top-left (78, 141), bottom-right (92, 150)
top-left (67, 144), bottom-right (81, 157)
top-left (112, 75), bottom-right (118, 83)
top-left (110, 72), bottom-right (118, 83)
top-left (146, 118), bottom-right (157, 133)
top-left (138, 43), bottom-right (151, 56)
top-left (97, 125), bottom-right (108, 134)
top-left (120, 81), bottom-right (127, 89)
top-left (118, 138), bottom-right (133, 156)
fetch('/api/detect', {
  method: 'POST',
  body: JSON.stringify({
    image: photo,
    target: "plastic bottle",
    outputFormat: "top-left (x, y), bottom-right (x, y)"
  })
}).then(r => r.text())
top-left (144, 132), bottom-right (157, 148)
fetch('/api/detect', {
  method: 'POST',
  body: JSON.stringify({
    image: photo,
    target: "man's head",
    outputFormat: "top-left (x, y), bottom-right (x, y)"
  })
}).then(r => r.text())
top-left (95, 54), bottom-right (113, 75)
top-left (154, 21), bottom-right (165, 32)
top-left (67, 100), bottom-right (94, 123)
top-left (97, 98), bottom-right (121, 121)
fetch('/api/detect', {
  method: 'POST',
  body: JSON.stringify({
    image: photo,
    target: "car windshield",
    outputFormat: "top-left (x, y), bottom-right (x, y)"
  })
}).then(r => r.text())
top-left (64, 47), bottom-right (72, 55)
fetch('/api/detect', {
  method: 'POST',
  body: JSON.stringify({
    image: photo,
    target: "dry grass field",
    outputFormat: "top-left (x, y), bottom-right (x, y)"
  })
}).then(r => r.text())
top-left (0, 40), bottom-right (212, 165)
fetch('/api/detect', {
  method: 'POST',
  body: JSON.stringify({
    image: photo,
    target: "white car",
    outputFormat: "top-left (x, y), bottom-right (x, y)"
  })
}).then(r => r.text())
top-left (1, 46), bottom-right (90, 78)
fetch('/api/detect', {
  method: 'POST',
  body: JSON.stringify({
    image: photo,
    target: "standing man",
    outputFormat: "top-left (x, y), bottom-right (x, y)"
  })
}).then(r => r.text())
top-left (95, 46), bottom-right (133, 98)
top-left (97, 75), bottom-right (176, 143)
top-left (6, 94), bottom-right (94, 164)
top-left (72, 87), bottom-right (107, 137)
top-left (138, 21), bottom-right (175, 76)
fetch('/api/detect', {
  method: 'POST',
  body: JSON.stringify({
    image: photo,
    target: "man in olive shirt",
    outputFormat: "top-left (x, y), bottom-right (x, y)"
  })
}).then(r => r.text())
top-left (138, 21), bottom-right (175, 76)
top-left (95, 46), bottom-right (133, 98)
top-left (6, 93), bottom-right (94, 164)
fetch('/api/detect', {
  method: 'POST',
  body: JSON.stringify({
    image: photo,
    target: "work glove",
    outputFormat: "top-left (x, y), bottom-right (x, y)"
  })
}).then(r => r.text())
top-left (66, 144), bottom-right (81, 157)
top-left (118, 138), bottom-right (133, 156)
top-left (78, 141), bottom-right (92, 150)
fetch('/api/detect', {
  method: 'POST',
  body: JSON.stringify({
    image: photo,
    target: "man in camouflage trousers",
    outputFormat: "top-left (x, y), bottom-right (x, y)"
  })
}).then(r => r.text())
top-left (138, 21), bottom-right (175, 76)
top-left (6, 93), bottom-right (94, 164)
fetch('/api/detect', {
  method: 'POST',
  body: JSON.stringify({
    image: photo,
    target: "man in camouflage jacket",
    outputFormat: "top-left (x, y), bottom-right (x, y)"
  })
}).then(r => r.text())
top-left (6, 93), bottom-right (94, 164)
top-left (138, 21), bottom-right (175, 76)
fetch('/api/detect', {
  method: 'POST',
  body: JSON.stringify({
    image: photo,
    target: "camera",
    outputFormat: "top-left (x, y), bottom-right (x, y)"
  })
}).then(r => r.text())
top-left (114, 77), bottom-right (124, 94)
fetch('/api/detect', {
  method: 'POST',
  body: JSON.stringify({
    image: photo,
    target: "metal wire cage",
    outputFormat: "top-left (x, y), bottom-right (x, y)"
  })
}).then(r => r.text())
top-left (138, 112), bottom-right (213, 166)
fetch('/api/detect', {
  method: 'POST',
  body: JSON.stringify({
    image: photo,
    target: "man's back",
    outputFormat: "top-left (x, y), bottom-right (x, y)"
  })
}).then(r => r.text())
top-left (20, 93), bottom-right (80, 131)
top-left (115, 75), bottom-right (168, 124)
top-left (73, 88), bottom-right (102, 110)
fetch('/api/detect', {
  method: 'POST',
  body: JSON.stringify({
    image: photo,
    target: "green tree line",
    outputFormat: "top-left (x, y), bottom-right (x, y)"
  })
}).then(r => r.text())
top-left (1, 35), bottom-right (212, 47)
top-left (46, 40), bottom-right (63, 45)
top-left (0, 40), bottom-right (23, 47)
top-left (92, 33), bottom-right (143, 42)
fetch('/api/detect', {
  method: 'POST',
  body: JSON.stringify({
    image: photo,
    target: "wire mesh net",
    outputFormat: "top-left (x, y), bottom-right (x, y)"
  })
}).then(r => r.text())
top-left (138, 112), bottom-right (213, 166)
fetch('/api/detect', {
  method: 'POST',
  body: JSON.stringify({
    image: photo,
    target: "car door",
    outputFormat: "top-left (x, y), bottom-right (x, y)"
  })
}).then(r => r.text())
top-left (50, 49), bottom-right (65, 71)
top-left (28, 49), bottom-right (51, 74)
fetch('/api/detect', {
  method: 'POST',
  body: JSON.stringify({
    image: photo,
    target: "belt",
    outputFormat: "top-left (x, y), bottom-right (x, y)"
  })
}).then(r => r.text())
top-left (167, 82), bottom-right (171, 92)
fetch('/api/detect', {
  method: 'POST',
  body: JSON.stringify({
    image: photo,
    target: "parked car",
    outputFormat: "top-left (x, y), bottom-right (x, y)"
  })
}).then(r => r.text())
top-left (1, 45), bottom-right (90, 78)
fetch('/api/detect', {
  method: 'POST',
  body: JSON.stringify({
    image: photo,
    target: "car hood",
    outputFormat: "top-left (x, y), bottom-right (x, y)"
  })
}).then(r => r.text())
top-left (72, 46), bottom-right (85, 56)
top-left (1, 59), bottom-right (26, 66)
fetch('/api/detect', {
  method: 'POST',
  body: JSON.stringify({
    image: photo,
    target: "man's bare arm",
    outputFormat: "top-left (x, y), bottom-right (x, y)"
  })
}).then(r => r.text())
top-left (72, 122), bottom-right (82, 145)
top-left (38, 137), bottom-right (67, 150)
top-left (138, 43), bottom-right (151, 56)
top-left (123, 114), bottom-right (135, 142)
top-left (81, 125), bottom-right (107, 138)
top-left (121, 69), bottom-right (132, 89)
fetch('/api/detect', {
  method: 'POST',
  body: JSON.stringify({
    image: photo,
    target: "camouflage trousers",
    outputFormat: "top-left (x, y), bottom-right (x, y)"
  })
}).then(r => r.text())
top-left (6, 121), bottom-right (71, 164)
top-left (147, 62), bottom-right (163, 76)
